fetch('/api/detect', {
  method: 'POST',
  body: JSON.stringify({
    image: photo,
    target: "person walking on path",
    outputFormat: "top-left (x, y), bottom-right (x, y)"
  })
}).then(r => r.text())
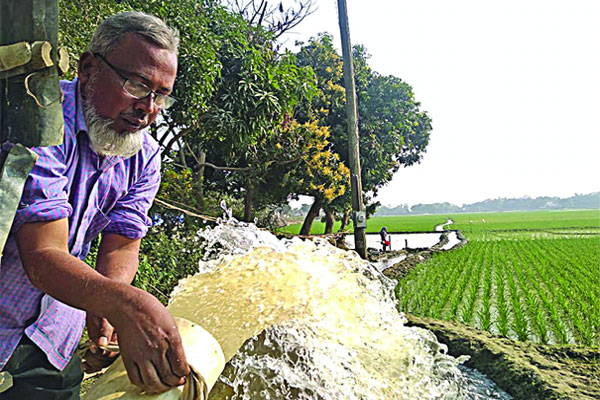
top-left (380, 226), bottom-right (391, 252)
top-left (0, 11), bottom-right (189, 399)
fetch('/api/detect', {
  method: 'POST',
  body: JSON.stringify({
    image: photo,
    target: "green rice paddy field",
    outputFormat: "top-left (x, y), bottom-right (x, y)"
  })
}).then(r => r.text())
top-left (388, 209), bottom-right (599, 347)
top-left (281, 209), bottom-right (600, 235)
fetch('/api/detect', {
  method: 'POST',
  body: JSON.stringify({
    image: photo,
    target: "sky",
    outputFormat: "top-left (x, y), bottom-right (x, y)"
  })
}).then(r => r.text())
top-left (280, 0), bottom-right (600, 207)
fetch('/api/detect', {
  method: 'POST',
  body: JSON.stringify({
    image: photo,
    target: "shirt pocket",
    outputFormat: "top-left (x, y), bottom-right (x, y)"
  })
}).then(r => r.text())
top-left (83, 208), bottom-right (111, 246)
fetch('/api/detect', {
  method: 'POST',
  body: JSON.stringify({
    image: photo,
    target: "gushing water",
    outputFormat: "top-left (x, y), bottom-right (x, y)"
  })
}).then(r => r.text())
top-left (167, 212), bottom-right (510, 400)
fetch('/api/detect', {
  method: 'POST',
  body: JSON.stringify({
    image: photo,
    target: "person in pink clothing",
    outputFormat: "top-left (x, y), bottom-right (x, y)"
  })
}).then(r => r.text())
top-left (380, 226), bottom-right (391, 252)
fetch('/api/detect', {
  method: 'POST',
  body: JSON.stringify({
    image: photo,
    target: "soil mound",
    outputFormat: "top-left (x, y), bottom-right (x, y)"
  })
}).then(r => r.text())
top-left (405, 314), bottom-right (600, 400)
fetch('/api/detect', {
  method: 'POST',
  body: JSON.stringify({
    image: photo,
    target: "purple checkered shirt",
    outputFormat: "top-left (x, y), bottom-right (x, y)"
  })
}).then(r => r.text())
top-left (0, 78), bottom-right (161, 371)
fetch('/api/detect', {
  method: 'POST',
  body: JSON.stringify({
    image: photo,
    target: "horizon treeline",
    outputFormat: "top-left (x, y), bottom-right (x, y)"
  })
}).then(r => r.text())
top-left (374, 192), bottom-right (600, 216)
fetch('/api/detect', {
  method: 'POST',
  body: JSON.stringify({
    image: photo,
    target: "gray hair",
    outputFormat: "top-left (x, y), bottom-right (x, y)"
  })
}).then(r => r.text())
top-left (89, 11), bottom-right (179, 56)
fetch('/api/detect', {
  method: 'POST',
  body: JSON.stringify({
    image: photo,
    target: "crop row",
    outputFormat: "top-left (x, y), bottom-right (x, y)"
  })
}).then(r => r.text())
top-left (397, 236), bottom-right (600, 346)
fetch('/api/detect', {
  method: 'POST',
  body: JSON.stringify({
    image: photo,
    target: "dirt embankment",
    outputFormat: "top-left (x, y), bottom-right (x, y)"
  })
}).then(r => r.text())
top-left (379, 230), bottom-right (467, 280)
top-left (405, 314), bottom-right (600, 400)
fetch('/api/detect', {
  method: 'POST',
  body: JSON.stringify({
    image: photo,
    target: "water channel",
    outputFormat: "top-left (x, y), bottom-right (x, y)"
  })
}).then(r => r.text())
top-left (174, 219), bottom-right (509, 399)
top-left (345, 231), bottom-right (444, 251)
top-left (344, 218), bottom-right (462, 273)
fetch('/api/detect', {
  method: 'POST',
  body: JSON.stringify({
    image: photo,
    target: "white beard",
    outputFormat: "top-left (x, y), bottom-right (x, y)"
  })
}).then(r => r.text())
top-left (83, 104), bottom-right (144, 158)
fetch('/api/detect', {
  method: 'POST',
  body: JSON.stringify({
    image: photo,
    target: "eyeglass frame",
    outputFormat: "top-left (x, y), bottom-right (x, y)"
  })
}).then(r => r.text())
top-left (92, 52), bottom-right (176, 110)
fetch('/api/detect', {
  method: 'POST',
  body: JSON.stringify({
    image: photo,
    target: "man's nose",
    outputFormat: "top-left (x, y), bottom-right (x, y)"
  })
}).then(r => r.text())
top-left (134, 93), bottom-right (158, 115)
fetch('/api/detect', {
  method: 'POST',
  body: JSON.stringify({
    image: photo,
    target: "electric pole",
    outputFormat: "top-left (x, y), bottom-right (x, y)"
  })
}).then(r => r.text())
top-left (337, 0), bottom-right (367, 259)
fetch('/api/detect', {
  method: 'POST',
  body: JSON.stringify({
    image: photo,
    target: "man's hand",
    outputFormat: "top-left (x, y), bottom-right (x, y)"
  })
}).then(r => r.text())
top-left (108, 287), bottom-right (190, 394)
top-left (16, 220), bottom-right (189, 394)
top-left (82, 314), bottom-right (119, 373)
top-left (87, 313), bottom-right (117, 348)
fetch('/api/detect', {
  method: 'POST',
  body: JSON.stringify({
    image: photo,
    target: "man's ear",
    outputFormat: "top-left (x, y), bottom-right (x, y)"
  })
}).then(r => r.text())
top-left (78, 51), bottom-right (98, 86)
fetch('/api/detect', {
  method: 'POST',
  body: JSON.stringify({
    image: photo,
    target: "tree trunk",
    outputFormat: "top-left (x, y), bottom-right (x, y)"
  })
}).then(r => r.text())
top-left (324, 209), bottom-right (335, 234)
top-left (196, 150), bottom-right (206, 209)
top-left (338, 209), bottom-right (351, 232)
top-left (299, 197), bottom-right (323, 236)
top-left (178, 139), bottom-right (187, 168)
top-left (243, 184), bottom-right (255, 222)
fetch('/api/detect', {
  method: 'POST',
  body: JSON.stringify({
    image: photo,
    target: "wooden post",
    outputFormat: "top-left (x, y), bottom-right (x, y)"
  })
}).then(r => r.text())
top-left (0, 0), bottom-right (64, 262)
top-left (337, 0), bottom-right (367, 259)
top-left (0, 0), bottom-right (64, 147)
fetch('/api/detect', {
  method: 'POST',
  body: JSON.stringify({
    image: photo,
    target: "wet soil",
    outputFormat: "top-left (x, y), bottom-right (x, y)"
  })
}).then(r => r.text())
top-left (405, 314), bottom-right (600, 400)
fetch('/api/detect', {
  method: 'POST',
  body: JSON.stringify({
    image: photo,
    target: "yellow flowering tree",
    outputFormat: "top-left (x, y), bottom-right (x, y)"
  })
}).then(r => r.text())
top-left (277, 121), bottom-right (350, 235)
top-left (295, 34), bottom-right (433, 233)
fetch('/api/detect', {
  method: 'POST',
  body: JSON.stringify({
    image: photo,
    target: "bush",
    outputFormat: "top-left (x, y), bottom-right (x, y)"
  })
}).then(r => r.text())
top-left (85, 224), bottom-right (205, 305)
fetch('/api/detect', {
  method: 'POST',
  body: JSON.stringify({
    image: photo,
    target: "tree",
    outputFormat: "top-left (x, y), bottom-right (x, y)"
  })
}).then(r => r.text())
top-left (183, 21), bottom-right (317, 221)
top-left (294, 33), bottom-right (432, 234)
top-left (227, 0), bottom-right (316, 38)
top-left (279, 121), bottom-right (350, 235)
top-left (59, 0), bottom-right (318, 223)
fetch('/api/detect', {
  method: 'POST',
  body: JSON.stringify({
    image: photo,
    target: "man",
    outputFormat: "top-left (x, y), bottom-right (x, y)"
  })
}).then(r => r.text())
top-left (0, 11), bottom-right (189, 398)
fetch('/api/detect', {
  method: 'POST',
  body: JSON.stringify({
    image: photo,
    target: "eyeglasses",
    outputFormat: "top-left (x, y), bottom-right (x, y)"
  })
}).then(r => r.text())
top-left (93, 53), bottom-right (176, 110)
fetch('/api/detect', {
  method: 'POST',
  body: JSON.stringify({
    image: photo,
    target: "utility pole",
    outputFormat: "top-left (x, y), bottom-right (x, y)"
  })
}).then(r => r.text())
top-left (337, 0), bottom-right (367, 259)
top-left (0, 0), bottom-right (65, 262)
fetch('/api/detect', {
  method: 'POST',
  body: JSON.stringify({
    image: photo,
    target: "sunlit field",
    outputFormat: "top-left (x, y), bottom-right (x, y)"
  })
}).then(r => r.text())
top-left (394, 209), bottom-right (600, 346)
top-left (281, 209), bottom-right (600, 346)
top-left (281, 209), bottom-right (600, 235)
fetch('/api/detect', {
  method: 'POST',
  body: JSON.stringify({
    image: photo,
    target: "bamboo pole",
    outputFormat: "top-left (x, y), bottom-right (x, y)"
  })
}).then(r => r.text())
top-left (0, 0), bottom-right (64, 263)
top-left (337, 0), bottom-right (367, 259)
top-left (0, 0), bottom-right (64, 147)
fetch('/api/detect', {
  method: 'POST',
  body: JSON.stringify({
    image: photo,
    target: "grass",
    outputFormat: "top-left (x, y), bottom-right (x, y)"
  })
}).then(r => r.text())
top-left (279, 209), bottom-right (600, 235)
top-left (279, 214), bottom-right (451, 235)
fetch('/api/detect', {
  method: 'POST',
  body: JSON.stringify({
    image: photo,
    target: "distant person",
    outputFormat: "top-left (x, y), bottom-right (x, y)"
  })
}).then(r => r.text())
top-left (380, 226), bottom-right (391, 252)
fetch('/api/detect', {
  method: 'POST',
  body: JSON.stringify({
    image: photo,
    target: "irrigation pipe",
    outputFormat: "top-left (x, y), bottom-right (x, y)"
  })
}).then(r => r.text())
top-left (77, 341), bottom-right (208, 400)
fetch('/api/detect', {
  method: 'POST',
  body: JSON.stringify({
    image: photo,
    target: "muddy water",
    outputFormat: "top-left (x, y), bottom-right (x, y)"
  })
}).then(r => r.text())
top-left (435, 219), bottom-right (454, 232)
top-left (345, 232), bottom-right (443, 250)
top-left (165, 221), bottom-right (510, 400)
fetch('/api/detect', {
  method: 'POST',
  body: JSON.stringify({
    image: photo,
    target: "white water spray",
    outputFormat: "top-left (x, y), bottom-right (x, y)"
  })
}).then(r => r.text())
top-left (164, 206), bottom-right (510, 400)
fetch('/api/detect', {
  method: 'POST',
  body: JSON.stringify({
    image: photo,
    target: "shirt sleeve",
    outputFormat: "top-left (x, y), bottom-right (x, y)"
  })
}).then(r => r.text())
top-left (11, 140), bottom-right (74, 234)
top-left (104, 147), bottom-right (161, 239)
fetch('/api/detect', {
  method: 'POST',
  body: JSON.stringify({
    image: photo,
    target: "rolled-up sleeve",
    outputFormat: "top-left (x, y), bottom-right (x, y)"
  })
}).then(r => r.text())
top-left (104, 148), bottom-right (161, 239)
top-left (11, 142), bottom-right (73, 233)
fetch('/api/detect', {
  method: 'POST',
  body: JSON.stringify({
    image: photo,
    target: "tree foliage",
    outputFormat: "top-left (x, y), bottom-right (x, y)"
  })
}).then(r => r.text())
top-left (58, 2), bottom-right (432, 239)
top-left (281, 121), bottom-right (350, 201)
top-left (181, 15), bottom-right (317, 221)
top-left (59, 0), bottom-right (320, 222)
top-left (227, 0), bottom-right (316, 38)
top-left (294, 33), bottom-right (432, 233)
